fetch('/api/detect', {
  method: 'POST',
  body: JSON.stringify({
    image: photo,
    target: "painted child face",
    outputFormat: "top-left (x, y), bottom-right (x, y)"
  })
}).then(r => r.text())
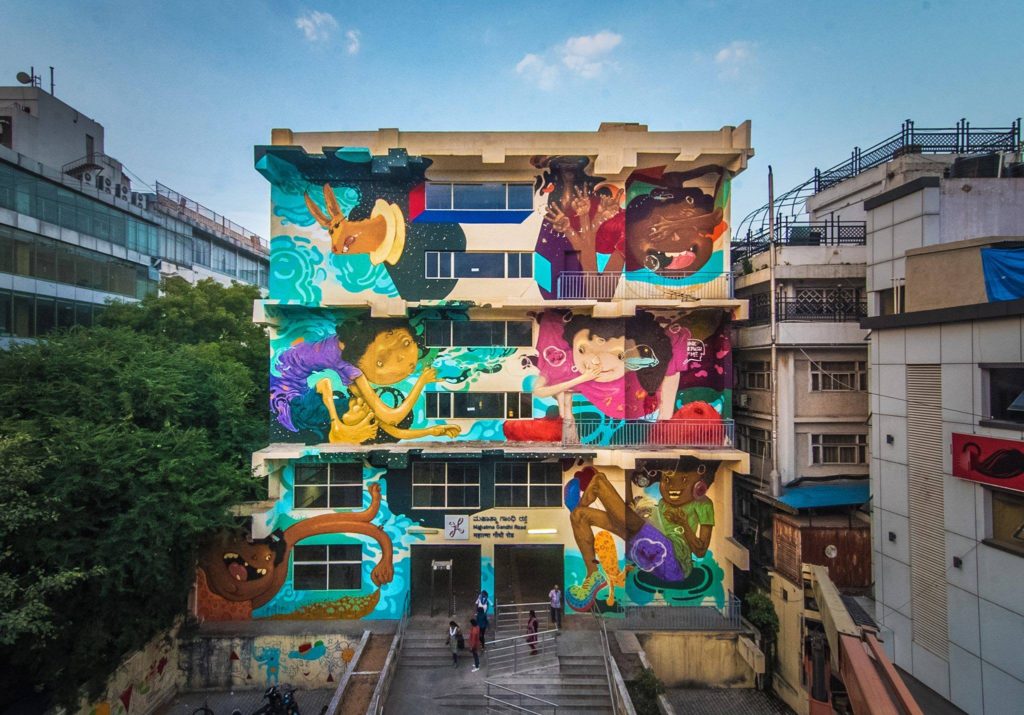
top-left (658, 467), bottom-right (706, 507)
top-left (357, 328), bottom-right (418, 385)
top-left (572, 329), bottom-right (626, 383)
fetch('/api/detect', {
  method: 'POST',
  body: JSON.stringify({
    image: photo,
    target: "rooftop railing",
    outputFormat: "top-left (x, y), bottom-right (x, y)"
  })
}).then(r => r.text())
top-left (153, 182), bottom-right (268, 256)
top-left (732, 217), bottom-right (867, 264)
top-left (621, 592), bottom-right (743, 630)
top-left (814, 118), bottom-right (1021, 193)
top-left (556, 270), bottom-right (734, 301)
top-left (563, 418), bottom-right (735, 449)
top-left (746, 297), bottom-right (867, 325)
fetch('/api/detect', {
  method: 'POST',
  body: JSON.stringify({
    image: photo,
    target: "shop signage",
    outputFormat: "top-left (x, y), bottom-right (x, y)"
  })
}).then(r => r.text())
top-left (951, 432), bottom-right (1024, 493)
top-left (444, 514), bottom-right (469, 540)
top-left (471, 513), bottom-right (528, 540)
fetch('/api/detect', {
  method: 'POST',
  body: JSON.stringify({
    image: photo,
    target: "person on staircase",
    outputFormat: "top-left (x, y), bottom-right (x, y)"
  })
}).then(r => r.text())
top-left (549, 584), bottom-right (563, 629)
top-left (446, 621), bottom-right (463, 667)
top-left (527, 609), bottom-right (540, 655)
top-left (469, 617), bottom-right (482, 672)
top-left (474, 590), bottom-right (490, 648)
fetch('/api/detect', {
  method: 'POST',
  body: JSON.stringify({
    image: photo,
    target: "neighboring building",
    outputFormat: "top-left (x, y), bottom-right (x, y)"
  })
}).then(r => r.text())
top-left (860, 151), bottom-right (1024, 713)
top-left (193, 123), bottom-right (759, 629)
top-left (0, 85), bottom-right (268, 343)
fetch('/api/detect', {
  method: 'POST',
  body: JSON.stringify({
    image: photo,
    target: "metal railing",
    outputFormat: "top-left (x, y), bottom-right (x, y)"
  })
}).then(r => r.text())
top-left (365, 591), bottom-right (410, 715)
top-left (485, 682), bottom-right (559, 715)
top-left (746, 298), bottom-right (867, 325)
top-left (153, 182), bottom-right (268, 256)
top-left (494, 602), bottom-right (550, 637)
top-left (732, 218), bottom-right (866, 264)
top-left (556, 271), bottom-right (734, 301)
top-left (814, 118), bottom-right (1021, 193)
top-left (563, 418), bottom-right (735, 448)
top-left (595, 614), bottom-right (636, 715)
top-left (485, 628), bottom-right (560, 676)
top-left (621, 592), bottom-right (743, 630)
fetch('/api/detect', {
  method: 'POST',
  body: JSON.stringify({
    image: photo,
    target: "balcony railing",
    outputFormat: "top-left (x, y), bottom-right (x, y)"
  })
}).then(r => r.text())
top-left (814, 118), bottom-right (1021, 193)
top-left (563, 418), bottom-right (735, 448)
top-left (153, 182), bottom-right (268, 256)
top-left (747, 298), bottom-right (867, 324)
top-left (555, 271), bottom-right (734, 301)
top-left (733, 218), bottom-right (866, 264)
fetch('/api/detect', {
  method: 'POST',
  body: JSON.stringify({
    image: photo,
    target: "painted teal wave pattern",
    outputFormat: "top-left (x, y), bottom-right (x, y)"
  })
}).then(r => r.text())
top-left (270, 235), bottom-right (327, 304)
top-left (330, 252), bottom-right (398, 297)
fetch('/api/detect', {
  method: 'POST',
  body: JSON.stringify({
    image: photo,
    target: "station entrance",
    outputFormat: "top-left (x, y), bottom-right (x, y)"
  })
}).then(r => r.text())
top-left (494, 544), bottom-right (563, 606)
top-left (410, 544), bottom-right (480, 616)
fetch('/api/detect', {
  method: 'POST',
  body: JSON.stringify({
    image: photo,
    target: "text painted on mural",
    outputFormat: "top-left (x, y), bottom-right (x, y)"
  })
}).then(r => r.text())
top-left (471, 514), bottom-right (528, 539)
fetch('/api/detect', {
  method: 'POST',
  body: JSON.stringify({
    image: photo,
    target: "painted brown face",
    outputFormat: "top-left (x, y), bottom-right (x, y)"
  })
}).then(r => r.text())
top-left (658, 467), bottom-right (706, 507)
top-left (357, 328), bottom-right (419, 385)
top-left (626, 189), bottom-right (721, 274)
top-left (199, 532), bottom-right (281, 603)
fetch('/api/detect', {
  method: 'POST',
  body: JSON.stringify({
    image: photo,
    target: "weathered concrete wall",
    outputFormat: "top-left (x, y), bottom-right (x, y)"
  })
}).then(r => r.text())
top-left (637, 631), bottom-right (756, 688)
top-left (76, 626), bottom-right (179, 715)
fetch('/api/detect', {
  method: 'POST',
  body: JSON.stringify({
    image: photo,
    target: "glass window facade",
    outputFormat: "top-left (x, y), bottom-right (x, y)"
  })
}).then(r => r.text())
top-left (0, 289), bottom-right (109, 338)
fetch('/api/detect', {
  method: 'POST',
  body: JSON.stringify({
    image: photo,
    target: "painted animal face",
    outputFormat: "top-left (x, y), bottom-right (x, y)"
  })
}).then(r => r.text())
top-left (571, 330), bottom-right (625, 383)
top-left (200, 532), bottom-right (281, 604)
top-left (658, 466), bottom-right (706, 507)
top-left (626, 189), bottom-right (721, 275)
top-left (357, 328), bottom-right (419, 385)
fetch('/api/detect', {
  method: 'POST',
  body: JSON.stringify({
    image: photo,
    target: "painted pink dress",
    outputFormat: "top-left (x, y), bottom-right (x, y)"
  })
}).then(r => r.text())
top-left (535, 312), bottom-right (626, 418)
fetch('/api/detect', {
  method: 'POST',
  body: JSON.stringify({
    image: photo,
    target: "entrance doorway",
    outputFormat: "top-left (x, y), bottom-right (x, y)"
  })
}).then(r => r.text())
top-left (494, 544), bottom-right (563, 606)
top-left (410, 544), bottom-right (481, 616)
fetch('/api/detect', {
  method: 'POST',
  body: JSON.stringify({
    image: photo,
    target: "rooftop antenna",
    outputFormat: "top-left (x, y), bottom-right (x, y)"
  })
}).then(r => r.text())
top-left (49, 66), bottom-right (55, 95)
top-left (15, 67), bottom-right (41, 88)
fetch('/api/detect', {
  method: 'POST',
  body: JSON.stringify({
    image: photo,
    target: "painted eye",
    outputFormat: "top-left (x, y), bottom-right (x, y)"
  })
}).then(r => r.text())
top-left (617, 353), bottom-right (624, 360)
top-left (376, 360), bottom-right (384, 368)
top-left (685, 195), bottom-right (694, 205)
top-left (577, 346), bottom-right (585, 354)
top-left (402, 339), bottom-right (411, 347)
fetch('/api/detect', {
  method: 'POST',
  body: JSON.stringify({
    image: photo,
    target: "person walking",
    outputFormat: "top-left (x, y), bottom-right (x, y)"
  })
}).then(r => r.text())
top-left (446, 620), bottom-right (462, 667)
top-left (468, 617), bottom-right (482, 672)
top-left (475, 590), bottom-right (490, 648)
top-left (548, 583), bottom-right (562, 629)
top-left (526, 609), bottom-right (540, 655)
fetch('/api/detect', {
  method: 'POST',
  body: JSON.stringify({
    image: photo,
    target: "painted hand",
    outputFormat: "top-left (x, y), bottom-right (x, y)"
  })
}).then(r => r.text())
top-left (420, 366), bottom-right (439, 383)
top-left (545, 204), bottom-right (572, 235)
top-left (329, 412), bottom-right (377, 444)
top-left (578, 362), bottom-right (603, 382)
top-left (371, 559), bottom-right (394, 586)
top-left (428, 424), bottom-right (462, 438)
top-left (342, 396), bottom-right (371, 425)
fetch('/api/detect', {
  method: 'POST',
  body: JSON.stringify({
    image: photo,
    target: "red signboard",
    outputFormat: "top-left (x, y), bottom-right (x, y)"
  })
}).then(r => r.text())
top-left (951, 433), bottom-right (1024, 493)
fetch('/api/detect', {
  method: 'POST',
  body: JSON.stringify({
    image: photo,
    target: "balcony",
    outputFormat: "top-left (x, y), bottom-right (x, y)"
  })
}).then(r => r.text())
top-left (555, 271), bottom-right (734, 301)
top-left (152, 182), bottom-right (268, 257)
top-left (732, 218), bottom-right (866, 265)
top-left (748, 297), bottom-right (867, 325)
top-left (562, 418), bottom-right (735, 449)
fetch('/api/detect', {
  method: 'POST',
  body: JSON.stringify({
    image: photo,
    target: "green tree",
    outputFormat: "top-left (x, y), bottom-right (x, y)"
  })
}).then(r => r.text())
top-left (0, 280), bottom-right (268, 709)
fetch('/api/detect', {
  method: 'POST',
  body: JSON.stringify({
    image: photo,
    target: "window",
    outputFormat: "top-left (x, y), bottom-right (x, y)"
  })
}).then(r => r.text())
top-left (810, 434), bottom-right (866, 465)
top-left (0, 116), bottom-right (11, 149)
top-left (810, 361), bottom-right (866, 391)
top-left (426, 391), bottom-right (532, 419)
top-left (292, 543), bottom-right (362, 591)
top-left (494, 462), bottom-right (562, 507)
top-left (412, 462), bottom-right (480, 508)
top-left (984, 365), bottom-right (1024, 426)
top-left (425, 252), bottom-right (533, 279)
top-left (425, 183), bottom-right (533, 211)
top-left (423, 320), bottom-right (533, 348)
top-left (293, 463), bottom-right (363, 509)
top-left (743, 361), bottom-right (770, 390)
top-left (988, 489), bottom-right (1024, 556)
top-left (737, 424), bottom-right (773, 460)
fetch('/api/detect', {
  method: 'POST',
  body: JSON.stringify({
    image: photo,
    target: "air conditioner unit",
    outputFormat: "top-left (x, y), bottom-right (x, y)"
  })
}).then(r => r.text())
top-left (738, 394), bottom-right (750, 408)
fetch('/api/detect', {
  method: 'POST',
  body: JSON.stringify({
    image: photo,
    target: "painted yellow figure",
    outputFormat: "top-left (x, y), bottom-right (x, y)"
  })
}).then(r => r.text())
top-left (594, 530), bottom-right (628, 606)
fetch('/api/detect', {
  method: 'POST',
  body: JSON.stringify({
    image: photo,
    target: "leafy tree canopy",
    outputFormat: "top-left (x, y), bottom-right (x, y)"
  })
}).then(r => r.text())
top-left (0, 279), bottom-right (267, 709)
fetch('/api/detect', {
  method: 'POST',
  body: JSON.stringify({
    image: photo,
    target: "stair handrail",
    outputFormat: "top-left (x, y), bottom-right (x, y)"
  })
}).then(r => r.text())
top-left (594, 613), bottom-right (637, 715)
top-left (485, 682), bottom-right (559, 714)
top-left (366, 589), bottom-right (411, 714)
top-left (484, 627), bottom-right (559, 675)
top-left (494, 600), bottom-right (550, 635)
top-left (482, 695), bottom-right (547, 715)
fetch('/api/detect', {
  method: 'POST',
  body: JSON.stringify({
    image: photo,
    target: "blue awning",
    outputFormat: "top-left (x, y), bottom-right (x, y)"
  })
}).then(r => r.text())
top-left (777, 481), bottom-right (870, 510)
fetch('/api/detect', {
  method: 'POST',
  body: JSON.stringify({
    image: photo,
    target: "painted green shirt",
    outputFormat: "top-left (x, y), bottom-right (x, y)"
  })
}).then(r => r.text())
top-left (649, 498), bottom-right (715, 574)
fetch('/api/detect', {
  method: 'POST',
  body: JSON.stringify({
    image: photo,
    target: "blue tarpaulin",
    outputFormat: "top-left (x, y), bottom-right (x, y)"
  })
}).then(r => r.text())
top-left (777, 481), bottom-right (870, 510)
top-left (981, 247), bottom-right (1024, 302)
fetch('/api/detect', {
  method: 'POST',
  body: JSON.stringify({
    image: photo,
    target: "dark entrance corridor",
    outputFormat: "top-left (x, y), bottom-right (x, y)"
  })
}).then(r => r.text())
top-left (494, 544), bottom-right (563, 606)
top-left (410, 544), bottom-right (481, 616)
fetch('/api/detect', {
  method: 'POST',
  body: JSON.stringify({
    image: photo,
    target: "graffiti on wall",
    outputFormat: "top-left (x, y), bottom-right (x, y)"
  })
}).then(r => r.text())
top-left (197, 465), bottom-right (421, 621)
top-left (563, 457), bottom-right (724, 614)
top-left (83, 632), bottom-right (177, 715)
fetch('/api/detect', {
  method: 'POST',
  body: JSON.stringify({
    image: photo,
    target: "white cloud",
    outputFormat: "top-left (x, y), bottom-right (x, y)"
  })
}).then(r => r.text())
top-left (714, 40), bottom-right (754, 78)
top-left (345, 29), bottom-right (361, 55)
top-left (295, 10), bottom-right (339, 43)
top-left (516, 30), bottom-right (623, 90)
top-left (560, 30), bottom-right (622, 78)
top-left (515, 53), bottom-right (560, 91)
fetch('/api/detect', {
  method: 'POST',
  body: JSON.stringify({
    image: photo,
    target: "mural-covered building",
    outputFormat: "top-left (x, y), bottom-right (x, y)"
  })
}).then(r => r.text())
top-left (195, 123), bottom-right (756, 624)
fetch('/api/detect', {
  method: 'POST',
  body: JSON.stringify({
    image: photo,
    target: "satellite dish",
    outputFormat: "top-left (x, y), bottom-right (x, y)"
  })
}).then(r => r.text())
top-left (16, 71), bottom-right (32, 85)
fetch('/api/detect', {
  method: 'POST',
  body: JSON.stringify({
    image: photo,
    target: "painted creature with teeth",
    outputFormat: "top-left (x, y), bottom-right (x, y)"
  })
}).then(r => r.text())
top-left (198, 482), bottom-right (393, 617)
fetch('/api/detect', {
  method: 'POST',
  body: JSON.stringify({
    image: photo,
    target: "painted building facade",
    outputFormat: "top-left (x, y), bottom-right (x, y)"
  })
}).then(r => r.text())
top-left (195, 123), bottom-right (754, 625)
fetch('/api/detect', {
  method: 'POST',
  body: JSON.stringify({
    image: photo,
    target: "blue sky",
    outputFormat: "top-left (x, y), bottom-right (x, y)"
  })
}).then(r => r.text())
top-left (3, 0), bottom-right (1022, 236)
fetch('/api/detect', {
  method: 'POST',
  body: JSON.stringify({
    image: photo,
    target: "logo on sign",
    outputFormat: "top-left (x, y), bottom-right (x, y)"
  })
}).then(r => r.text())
top-left (444, 514), bottom-right (469, 540)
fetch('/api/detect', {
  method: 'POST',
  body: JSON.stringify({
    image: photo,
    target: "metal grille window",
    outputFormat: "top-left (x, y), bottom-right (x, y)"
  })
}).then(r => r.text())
top-left (737, 424), bottom-right (773, 460)
top-left (810, 361), bottom-right (866, 391)
top-left (293, 463), bottom-right (363, 509)
top-left (292, 543), bottom-right (362, 591)
top-left (412, 462), bottom-right (480, 509)
top-left (425, 252), bottom-right (533, 279)
top-left (494, 462), bottom-right (563, 507)
top-left (984, 365), bottom-right (1024, 425)
top-left (425, 391), bottom-right (532, 419)
top-left (810, 434), bottom-right (866, 464)
top-left (743, 361), bottom-right (770, 390)
top-left (423, 320), bottom-right (533, 347)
